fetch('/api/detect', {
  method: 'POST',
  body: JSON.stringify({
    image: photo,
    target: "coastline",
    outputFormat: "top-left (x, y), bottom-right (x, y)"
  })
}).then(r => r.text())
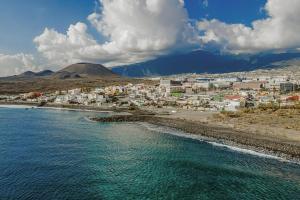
top-left (90, 114), bottom-right (300, 163)
top-left (0, 101), bottom-right (127, 113)
top-left (1, 101), bottom-right (300, 163)
top-left (136, 122), bottom-right (289, 162)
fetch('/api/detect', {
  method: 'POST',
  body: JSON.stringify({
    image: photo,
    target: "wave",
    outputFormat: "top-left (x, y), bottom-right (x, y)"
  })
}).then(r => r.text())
top-left (36, 106), bottom-right (113, 113)
top-left (137, 122), bottom-right (298, 164)
top-left (207, 141), bottom-right (280, 160)
top-left (0, 104), bottom-right (36, 109)
top-left (83, 116), bottom-right (97, 123)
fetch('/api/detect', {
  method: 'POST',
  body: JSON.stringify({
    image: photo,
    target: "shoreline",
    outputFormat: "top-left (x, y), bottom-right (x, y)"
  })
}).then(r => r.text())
top-left (136, 122), bottom-right (293, 163)
top-left (90, 114), bottom-right (300, 163)
top-left (1, 102), bottom-right (300, 163)
top-left (0, 101), bottom-right (128, 113)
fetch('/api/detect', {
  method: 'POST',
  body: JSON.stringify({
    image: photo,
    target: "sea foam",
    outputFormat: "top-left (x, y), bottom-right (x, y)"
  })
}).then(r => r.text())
top-left (36, 106), bottom-right (113, 113)
top-left (137, 122), bottom-right (297, 164)
top-left (0, 104), bottom-right (36, 109)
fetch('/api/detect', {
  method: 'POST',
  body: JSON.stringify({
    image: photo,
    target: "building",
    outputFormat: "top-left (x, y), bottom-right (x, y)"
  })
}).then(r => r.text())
top-left (215, 77), bottom-right (241, 82)
top-left (280, 83), bottom-right (297, 93)
top-left (233, 82), bottom-right (264, 91)
top-left (195, 78), bottom-right (214, 82)
top-left (160, 79), bottom-right (182, 87)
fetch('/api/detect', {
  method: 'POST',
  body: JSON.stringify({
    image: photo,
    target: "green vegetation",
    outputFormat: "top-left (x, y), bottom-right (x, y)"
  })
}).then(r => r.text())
top-left (212, 94), bottom-right (224, 102)
top-left (171, 92), bottom-right (183, 98)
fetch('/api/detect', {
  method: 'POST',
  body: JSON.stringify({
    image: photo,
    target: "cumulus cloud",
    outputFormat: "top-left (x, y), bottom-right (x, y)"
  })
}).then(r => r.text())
top-left (34, 0), bottom-right (197, 67)
top-left (34, 22), bottom-right (105, 66)
top-left (5, 0), bottom-right (300, 77)
top-left (0, 53), bottom-right (40, 77)
top-left (198, 0), bottom-right (300, 54)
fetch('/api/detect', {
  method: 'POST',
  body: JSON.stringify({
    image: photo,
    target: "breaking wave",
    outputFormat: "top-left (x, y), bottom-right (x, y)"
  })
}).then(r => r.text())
top-left (137, 122), bottom-right (298, 164)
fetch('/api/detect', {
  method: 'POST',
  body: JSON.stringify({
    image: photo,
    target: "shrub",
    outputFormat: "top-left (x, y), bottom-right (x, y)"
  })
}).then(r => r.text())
top-left (220, 110), bottom-right (242, 118)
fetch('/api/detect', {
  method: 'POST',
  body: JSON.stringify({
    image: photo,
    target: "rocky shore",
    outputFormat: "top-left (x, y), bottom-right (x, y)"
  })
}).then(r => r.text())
top-left (91, 114), bottom-right (300, 162)
top-left (2, 101), bottom-right (300, 162)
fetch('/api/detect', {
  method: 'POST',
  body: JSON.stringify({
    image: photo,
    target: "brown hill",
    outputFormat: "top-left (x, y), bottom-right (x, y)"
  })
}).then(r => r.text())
top-left (0, 70), bottom-right (54, 81)
top-left (52, 63), bottom-right (118, 79)
top-left (0, 63), bottom-right (155, 94)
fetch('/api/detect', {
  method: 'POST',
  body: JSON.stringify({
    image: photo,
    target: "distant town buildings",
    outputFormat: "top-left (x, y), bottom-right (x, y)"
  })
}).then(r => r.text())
top-left (1, 71), bottom-right (300, 112)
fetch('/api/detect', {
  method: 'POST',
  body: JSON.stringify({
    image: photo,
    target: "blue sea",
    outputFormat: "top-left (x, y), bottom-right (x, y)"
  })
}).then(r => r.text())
top-left (0, 107), bottom-right (300, 199)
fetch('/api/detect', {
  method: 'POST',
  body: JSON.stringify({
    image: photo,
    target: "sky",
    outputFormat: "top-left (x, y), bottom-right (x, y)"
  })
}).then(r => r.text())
top-left (1, 0), bottom-right (300, 76)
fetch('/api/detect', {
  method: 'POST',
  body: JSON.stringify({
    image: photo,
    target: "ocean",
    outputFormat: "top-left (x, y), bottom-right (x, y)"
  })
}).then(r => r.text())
top-left (0, 107), bottom-right (300, 199)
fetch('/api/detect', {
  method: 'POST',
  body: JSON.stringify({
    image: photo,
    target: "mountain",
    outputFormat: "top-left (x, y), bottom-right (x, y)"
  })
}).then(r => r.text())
top-left (35, 70), bottom-right (54, 77)
top-left (20, 70), bottom-right (54, 77)
top-left (0, 63), bottom-right (144, 94)
top-left (53, 63), bottom-right (118, 79)
top-left (112, 50), bottom-right (300, 77)
top-left (0, 70), bottom-right (55, 81)
top-left (0, 63), bottom-right (118, 81)
top-left (20, 71), bottom-right (37, 77)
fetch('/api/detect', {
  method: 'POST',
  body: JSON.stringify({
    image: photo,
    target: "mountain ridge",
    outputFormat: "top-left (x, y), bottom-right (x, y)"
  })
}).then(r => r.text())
top-left (112, 50), bottom-right (300, 77)
top-left (0, 63), bottom-right (133, 94)
top-left (0, 63), bottom-right (118, 80)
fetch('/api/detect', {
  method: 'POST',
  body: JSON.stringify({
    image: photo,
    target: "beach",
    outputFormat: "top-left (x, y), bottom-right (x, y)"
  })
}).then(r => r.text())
top-left (1, 102), bottom-right (300, 162)
top-left (90, 109), bottom-right (300, 162)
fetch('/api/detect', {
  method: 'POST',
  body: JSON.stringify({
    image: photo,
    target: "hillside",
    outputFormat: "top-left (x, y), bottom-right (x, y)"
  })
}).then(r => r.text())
top-left (112, 50), bottom-right (300, 77)
top-left (0, 63), bottom-right (150, 94)
top-left (53, 63), bottom-right (118, 79)
top-left (1, 70), bottom-right (54, 81)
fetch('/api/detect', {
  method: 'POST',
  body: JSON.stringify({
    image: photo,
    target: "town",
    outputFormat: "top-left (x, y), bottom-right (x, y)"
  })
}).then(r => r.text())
top-left (1, 69), bottom-right (300, 113)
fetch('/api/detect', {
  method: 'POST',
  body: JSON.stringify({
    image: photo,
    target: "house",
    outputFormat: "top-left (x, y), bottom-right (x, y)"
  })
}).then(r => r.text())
top-left (224, 100), bottom-right (241, 111)
top-left (215, 77), bottom-right (241, 82)
top-left (195, 77), bottom-right (214, 82)
top-left (224, 95), bottom-right (242, 101)
top-left (259, 96), bottom-right (275, 104)
top-left (280, 83), bottom-right (297, 93)
top-left (286, 95), bottom-right (300, 102)
top-left (193, 82), bottom-right (210, 91)
top-left (23, 92), bottom-right (42, 99)
top-left (233, 81), bottom-right (264, 91)
top-left (68, 88), bottom-right (81, 95)
top-left (212, 82), bottom-right (232, 90)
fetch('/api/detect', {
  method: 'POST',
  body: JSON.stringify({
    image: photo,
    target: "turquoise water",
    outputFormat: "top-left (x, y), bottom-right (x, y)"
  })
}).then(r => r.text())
top-left (0, 108), bottom-right (300, 200)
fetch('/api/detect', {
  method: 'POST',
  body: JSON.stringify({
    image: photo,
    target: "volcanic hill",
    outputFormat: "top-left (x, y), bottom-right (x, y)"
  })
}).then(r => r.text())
top-left (0, 63), bottom-right (149, 94)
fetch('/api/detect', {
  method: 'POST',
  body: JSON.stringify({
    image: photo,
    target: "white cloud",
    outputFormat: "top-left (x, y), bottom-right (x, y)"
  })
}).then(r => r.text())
top-left (34, 22), bottom-right (105, 66)
top-left (34, 0), bottom-right (197, 67)
top-left (5, 0), bottom-right (300, 77)
top-left (198, 0), bottom-right (300, 54)
top-left (0, 53), bottom-right (40, 77)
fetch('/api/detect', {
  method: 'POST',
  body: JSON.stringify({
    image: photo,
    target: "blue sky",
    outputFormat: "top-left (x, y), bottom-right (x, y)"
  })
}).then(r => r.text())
top-left (0, 0), bottom-right (96, 54)
top-left (185, 0), bottom-right (266, 25)
top-left (1, 0), bottom-right (299, 76)
top-left (0, 0), bottom-right (266, 55)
